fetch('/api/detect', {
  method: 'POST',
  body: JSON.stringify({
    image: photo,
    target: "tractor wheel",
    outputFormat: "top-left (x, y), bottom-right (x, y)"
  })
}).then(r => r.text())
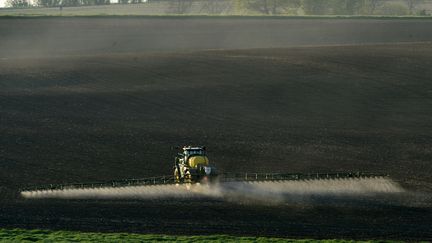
top-left (184, 170), bottom-right (192, 183)
top-left (174, 169), bottom-right (180, 183)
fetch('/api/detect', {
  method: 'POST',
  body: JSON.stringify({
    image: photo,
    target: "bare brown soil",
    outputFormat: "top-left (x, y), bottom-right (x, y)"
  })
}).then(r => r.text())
top-left (1, 17), bottom-right (432, 240)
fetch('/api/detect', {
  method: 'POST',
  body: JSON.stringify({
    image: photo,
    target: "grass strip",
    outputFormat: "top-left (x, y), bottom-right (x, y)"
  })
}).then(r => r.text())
top-left (0, 228), bottom-right (404, 242)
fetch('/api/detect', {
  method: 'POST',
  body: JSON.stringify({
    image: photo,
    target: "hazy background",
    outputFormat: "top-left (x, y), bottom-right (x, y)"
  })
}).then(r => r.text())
top-left (1, 0), bottom-right (431, 16)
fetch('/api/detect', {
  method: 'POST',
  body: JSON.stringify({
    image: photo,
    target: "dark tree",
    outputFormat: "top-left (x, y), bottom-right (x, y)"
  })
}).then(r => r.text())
top-left (95, 0), bottom-right (110, 5)
top-left (302, 0), bottom-right (329, 15)
top-left (37, 0), bottom-right (61, 7)
top-left (167, 0), bottom-right (194, 14)
top-left (345, 0), bottom-right (364, 14)
top-left (366, 0), bottom-right (384, 14)
top-left (333, 0), bottom-right (365, 15)
top-left (7, 0), bottom-right (29, 7)
top-left (246, 0), bottom-right (301, 15)
top-left (62, 0), bottom-right (80, 7)
top-left (201, 0), bottom-right (232, 14)
top-left (405, 0), bottom-right (423, 14)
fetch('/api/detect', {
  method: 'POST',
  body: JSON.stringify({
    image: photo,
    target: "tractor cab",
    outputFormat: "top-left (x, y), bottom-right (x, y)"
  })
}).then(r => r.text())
top-left (184, 147), bottom-right (205, 156)
top-left (182, 146), bottom-right (207, 167)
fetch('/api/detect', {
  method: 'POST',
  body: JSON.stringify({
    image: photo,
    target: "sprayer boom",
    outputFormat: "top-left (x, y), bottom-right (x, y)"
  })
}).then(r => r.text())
top-left (20, 172), bottom-right (387, 194)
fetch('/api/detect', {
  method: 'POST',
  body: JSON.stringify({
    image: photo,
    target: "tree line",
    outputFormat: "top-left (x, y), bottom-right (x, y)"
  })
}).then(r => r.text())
top-left (6, 0), bottom-right (430, 16)
top-left (237, 0), bottom-right (428, 15)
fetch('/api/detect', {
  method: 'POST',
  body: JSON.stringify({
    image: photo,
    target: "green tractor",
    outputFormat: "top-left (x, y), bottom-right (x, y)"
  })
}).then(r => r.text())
top-left (174, 146), bottom-right (217, 183)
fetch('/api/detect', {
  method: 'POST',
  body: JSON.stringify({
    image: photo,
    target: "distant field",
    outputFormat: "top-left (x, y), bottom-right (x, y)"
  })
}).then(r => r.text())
top-left (0, 228), bottom-right (399, 242)
top-left (0, 1), bottom-right (431, 17)
top-left (2, 17), bottom-right (432, 59)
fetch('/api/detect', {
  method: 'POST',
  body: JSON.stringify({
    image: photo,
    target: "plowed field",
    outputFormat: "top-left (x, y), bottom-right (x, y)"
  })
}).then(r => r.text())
top-left (1, 17), bottom-right (432, 240)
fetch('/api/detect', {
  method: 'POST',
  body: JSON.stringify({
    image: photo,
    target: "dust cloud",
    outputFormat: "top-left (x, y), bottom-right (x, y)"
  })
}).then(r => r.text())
top-left (21, 177), bottom-right (424, 207)
top-left (2, 18), bottom-right (432, 59)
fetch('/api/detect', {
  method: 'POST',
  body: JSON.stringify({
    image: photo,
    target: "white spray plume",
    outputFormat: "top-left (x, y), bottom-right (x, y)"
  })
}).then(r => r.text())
top-left (20, 177), bottom-right (413, 206)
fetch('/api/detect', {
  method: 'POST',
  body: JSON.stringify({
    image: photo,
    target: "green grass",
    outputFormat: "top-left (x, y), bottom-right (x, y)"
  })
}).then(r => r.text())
top-left (0, 228), bottom-right (403, 242)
